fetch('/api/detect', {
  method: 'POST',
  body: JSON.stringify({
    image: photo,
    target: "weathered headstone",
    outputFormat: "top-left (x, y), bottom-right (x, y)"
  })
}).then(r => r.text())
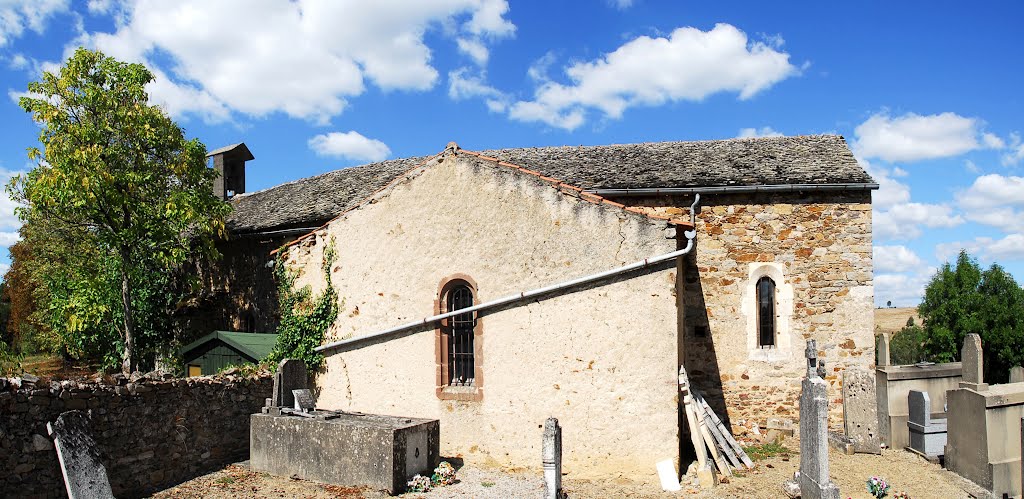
top-left (959, 334), bottom-right (988, 391)
top-left (799, 340), bottom-right (841, 499)
top-left (293, 389), bottom-right (315, 413)
top-left (542, 417), bottom-right (562, 499)
top-left (272, 359), bottom-right (307, 408)
top-left (46, 410), bottom-right (113, 499)
top-left (1011, 366), bottom-right (1024, 383)
top-left (842, 366), bottom-right (881, 454)
top-left (876, 333), bottom-right (890, 367)
top-left (907, 390), bottom-right (947, 461)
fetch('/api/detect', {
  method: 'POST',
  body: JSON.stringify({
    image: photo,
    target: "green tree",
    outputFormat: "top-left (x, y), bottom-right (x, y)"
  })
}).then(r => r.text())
top-left (889, 316), bottom-right (926, 365)
top-left (918, 250), bottom-right (1024, 383)
top-left (11, 48), bottom-right (230, 373)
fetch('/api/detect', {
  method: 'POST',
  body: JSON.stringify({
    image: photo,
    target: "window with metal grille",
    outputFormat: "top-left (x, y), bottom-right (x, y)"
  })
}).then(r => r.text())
top-left (446, 285), bottom-right (475, 386)
top-left (757, 276), bottom-right (776, 347)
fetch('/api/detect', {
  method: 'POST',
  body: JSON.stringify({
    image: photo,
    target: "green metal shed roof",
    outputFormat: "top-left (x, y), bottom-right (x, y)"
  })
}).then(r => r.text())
top-left (181, 331), bottom-right (278, 362)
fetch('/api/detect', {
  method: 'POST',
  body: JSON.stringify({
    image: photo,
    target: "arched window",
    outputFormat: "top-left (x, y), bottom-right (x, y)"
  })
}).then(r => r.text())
top-left (757, 276), bottom-right (776, 347)
top-left (446, 284), bottom-right (476, 386)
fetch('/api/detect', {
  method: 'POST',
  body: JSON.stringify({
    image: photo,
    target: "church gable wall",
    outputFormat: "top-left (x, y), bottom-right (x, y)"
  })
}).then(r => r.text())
top-left (280, 154), bottom-right (681, 482)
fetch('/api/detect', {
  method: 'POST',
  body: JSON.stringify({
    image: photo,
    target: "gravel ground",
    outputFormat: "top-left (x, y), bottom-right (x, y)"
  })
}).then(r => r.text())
top-left (151, 443), bottom-right (990, 499)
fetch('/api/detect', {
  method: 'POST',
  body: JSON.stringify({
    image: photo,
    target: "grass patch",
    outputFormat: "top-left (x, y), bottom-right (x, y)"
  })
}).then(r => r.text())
top-left (481, 481), bottom-right (495, 488)
top-left (215, 476), bottom-right (236, 485)
top-left (742, 441), bottom-right (793, 461)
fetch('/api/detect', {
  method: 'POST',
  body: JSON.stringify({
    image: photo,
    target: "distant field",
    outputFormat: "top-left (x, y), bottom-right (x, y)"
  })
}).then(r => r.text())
top-left (874, 307), bottom-right (919, 333)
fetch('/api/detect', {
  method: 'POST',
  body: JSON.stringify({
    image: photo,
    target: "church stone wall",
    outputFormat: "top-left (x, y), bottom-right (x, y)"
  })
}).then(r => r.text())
top-left (281, 154), bottom-right (681, 484)
top-left (620, 191), bottom-right (874, 428)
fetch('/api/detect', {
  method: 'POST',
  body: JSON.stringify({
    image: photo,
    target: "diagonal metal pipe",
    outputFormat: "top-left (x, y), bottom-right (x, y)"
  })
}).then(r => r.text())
top-left (316, 194), bottom-right (701, 354)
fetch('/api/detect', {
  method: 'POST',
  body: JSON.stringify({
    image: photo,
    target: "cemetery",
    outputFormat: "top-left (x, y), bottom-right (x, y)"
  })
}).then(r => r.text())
top-left (7, 332), bottom-right (1024, 497)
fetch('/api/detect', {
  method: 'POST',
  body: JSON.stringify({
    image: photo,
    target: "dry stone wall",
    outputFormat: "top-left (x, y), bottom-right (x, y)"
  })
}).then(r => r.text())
top-left (620, 191), bottom-right (874, 427)
top-left (0, 373), bottom-right (271, 498)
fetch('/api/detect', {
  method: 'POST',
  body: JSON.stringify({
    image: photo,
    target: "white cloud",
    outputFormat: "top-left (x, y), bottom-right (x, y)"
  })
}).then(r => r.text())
top-left (956, 174), bottom-right (1024, 232)
top-left (609, 0), bottom-right (634, 9)
top-left (873, 202), bottom-right (963, 240)
top-left (464, 0), bottom-right (515, 38)
top-left (0, 0), bottom-right (70, 47)
top-left (938, 235), bottom-right (1024, 263)
top-left (1001, 133), bottom-right (1024, 166)
top-left (859, 158), bottom-right (909, 210)
top-left (308, 131), bottom-right (391, 163)
top-left (526, 52), bottom-right (557, 83)
top-left (853, 111), bottom-right (999, 162)
top-left (874, 270), bottom-right (934, 307)
top-left (508, 23), bottom-right (798, 130)
top-left (0, 167), bottom-right (25, 250)
top-left (71, 0), bottom-right (515, 123)
top-left (86, 0), bottom-right (114, 15)
top-left (737, 126), bottom-right (783, 138)
top-left (448, 67), bottom-right (507, 112)
top-left (988, 234), bottom-right (1024, 260)
top-left (0, 263), bottom-right (9, 276)
top-left (873, 245), bottom-right (924, 273)
top-left (982, 132), bottom-right (1005, 149)
top-left (456, 38), bottom-right (489, 66)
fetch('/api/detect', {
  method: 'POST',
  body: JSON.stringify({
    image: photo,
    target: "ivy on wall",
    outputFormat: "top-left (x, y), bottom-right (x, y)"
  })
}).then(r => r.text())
top-left (267, 238), bottom-right (339, 370)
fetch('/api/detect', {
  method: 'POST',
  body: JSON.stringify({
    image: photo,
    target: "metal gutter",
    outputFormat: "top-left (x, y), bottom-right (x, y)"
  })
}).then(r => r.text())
top-left (586, 183), bottom-right (879, 196)
top-left (231, 226), bottom-right (324, 238)
top-left (315, 195), bottom-right (703, 355)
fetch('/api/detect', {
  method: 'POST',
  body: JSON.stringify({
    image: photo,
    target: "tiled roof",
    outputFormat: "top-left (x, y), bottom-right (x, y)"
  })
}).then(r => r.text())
top-left (226, 135), bottom-right (870, 234)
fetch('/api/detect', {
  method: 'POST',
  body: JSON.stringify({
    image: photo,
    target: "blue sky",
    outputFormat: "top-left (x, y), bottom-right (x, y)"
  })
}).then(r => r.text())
top-left (1, 1), bottom-right (1022, 307)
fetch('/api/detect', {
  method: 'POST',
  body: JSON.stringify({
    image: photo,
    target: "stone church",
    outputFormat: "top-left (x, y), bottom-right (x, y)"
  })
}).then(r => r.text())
top-left (195, 135), bottom-right (876, 481)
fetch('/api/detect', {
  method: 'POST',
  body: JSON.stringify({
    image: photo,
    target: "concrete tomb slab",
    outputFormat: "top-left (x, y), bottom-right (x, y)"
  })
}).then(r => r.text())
top-left (842, 366), bottom-right (881, 454)
top-left (960, 333), bottom-right (988, 391)
top-left (799, 340), bottom-right (841, 499)
top-left (875, 362), bottom-right (961, 449)
top-left (46, 410), bottom-right (114, 499)
top-left (906, 390), bottom-right (946, 460)
top-left (250, 412), bottom-right (439, 494)
top-left (272, 358), bottom-right (307, 408)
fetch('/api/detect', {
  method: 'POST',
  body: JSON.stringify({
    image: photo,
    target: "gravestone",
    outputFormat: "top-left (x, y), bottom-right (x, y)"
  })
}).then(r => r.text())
top-left (272, 359), bottom-right (307, 408)
top-left (842, 366), bottom-right (881, 454)
top-left (542, 417), bottom-right (562, 499)
top-left (799, 340), bottom-right (841, 499)
top-left (293, 389), bottom-right (315, 413)
top-left (46, 410), bottom-right (113, 499)
top-left (1011, 366), bottom-right (1024, 383)
top-left (876, 333), bottom-right (890, 367)
top-left (907, 390), bottom-right (947, 460)
top-left (959, 334), bottom-right (988, 391)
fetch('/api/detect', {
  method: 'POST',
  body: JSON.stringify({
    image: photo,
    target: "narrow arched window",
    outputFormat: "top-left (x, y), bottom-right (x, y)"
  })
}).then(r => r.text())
top-left (446, 284), bottom-right (476, 386)
top-left (757, 277), bottom-right (776, 347)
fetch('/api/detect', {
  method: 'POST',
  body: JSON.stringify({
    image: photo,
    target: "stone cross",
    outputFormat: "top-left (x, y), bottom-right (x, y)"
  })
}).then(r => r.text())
top-left (799, 341), bottom-right (840, 499)
top-left (959, 334), bottom-right (988, 391)
top-left (1010, 366), bottom-right (1024, 383)
top-left (842, 367), bottom-right (880, 454)
top-left (806, 339), bottom-right (819, 379)
top-left (46, 411), bottom-right (113, 499)
top-left (876, 333), bottom-right (890, 367)
top-left (542, 417), bottom-right (562, 499)
top-left (273, 359), bottom-right (308, 408)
